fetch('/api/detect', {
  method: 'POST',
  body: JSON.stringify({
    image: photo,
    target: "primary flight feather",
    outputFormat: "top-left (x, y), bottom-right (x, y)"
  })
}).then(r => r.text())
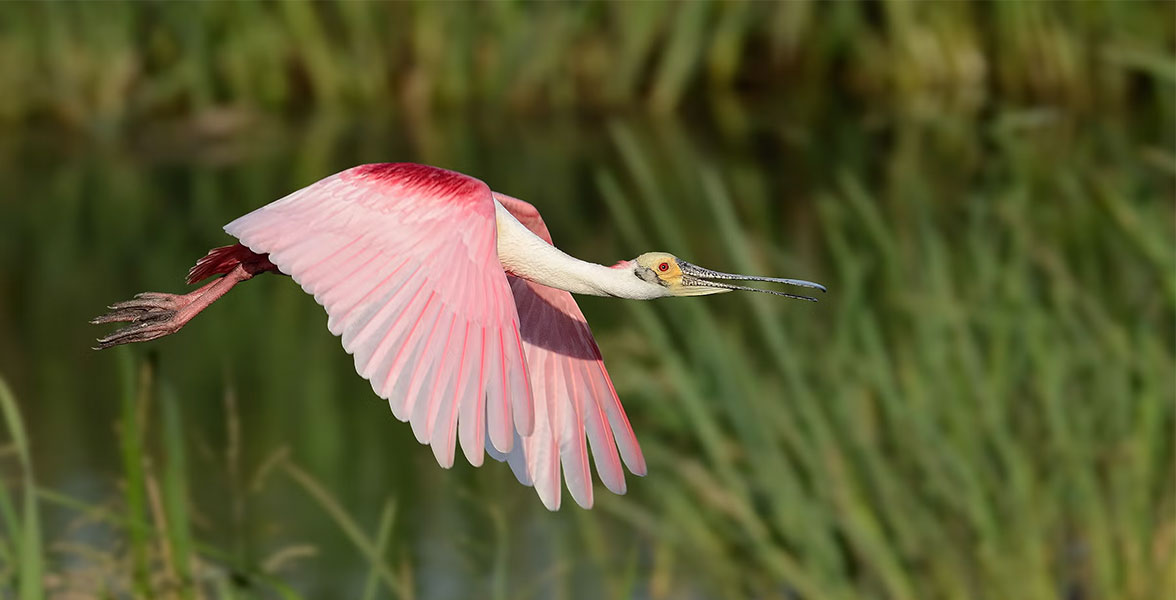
top-left (93, 163), bottom-right (825, 510)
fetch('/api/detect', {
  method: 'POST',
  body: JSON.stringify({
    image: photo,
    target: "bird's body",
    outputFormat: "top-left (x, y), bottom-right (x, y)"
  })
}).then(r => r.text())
top-left (94, 162), bottom-right (824, 510)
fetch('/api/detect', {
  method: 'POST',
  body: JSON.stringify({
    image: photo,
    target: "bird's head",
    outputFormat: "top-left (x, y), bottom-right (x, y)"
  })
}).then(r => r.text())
top-left (630, 252), bottom-right (826, 301)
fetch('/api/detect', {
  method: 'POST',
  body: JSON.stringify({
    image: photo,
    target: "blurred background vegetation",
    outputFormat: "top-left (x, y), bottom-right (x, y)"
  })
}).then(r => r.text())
top-left (0, 1), bottom-right (1173, 599)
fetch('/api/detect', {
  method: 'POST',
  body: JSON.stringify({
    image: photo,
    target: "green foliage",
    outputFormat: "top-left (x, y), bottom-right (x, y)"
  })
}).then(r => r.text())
top-left (2, 101), bottom-right (1171, 595)
top-left (0, 364), bottom-right (412, 598)
top-left (0, 2), bottom-right (1172, 598)
top-left (0, 1), bottom-right (1171, 128)
top-left (595, 118), bottom-right (1174, 598)
top-left (0, 377), bottom-right (43, 600)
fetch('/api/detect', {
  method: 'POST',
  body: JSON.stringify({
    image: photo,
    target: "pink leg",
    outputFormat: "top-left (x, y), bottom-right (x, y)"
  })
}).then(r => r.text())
top-left (92, 264), bottom-right (260, 349)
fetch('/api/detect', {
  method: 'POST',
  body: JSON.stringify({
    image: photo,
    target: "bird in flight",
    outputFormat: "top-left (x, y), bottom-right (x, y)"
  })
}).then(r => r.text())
top-left (93, 163), bottom-right (824, 510)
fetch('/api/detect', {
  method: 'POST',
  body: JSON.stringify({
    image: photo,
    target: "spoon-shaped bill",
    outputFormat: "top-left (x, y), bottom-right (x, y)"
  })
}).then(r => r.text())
top-left (677, 261), bottom-right (826, 301)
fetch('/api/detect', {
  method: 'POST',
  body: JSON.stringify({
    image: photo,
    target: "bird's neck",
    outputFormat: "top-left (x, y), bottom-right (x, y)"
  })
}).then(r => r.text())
top-left (494, 201), bottom-right (660, 299)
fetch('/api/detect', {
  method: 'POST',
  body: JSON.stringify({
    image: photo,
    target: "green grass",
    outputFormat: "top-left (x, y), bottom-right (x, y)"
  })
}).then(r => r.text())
top-left (2, 107), bottom-right (1170, 596)
top-left (0, 376), bottom-right (43, 600)
top-left (590, 118), bottom-right (1174, 598)
top-left (0, 2), bottom-right (1171, 597)
top-left (0, 1), bottom-right (1170, 128)
top-left (0, 365), bottom-right (414, 599)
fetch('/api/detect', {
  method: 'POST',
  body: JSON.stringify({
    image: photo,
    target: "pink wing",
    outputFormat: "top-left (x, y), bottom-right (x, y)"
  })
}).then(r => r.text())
top-left (492, 193), bottom-right (647, 510)
top-left (224, 164), bottom-right (534, 469)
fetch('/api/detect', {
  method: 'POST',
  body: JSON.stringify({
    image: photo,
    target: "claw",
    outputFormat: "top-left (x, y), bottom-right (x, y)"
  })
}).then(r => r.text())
top-left (91, 308), bottom-right (176, 325)
top-left (92, 267), bottom-right (255, 350)
top-left (134, 292), bottom-right (173, 300)
top-left (105, 294), bottom-right (182, 312)
top-left (91, 302), bottom-right (179, 325)
top-left (91, 292), bottom-right (188, 348)
top-left (93, 313), bottom-right (185, 350)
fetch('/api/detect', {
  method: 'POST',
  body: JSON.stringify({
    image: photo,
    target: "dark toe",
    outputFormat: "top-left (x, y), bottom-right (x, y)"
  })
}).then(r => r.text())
top-left (93, 317), bottom-right (182, 350)
top-left (91, 307), bottom-right (177, 325)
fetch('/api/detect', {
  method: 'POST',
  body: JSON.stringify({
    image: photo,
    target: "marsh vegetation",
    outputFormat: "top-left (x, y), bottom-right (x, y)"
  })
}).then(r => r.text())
top-left (0, 2), bottom-right (1172, 598)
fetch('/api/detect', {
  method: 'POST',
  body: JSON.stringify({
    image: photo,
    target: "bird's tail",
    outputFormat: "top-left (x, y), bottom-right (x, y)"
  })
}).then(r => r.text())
top-left (186, 243), bottom-right (275, 285)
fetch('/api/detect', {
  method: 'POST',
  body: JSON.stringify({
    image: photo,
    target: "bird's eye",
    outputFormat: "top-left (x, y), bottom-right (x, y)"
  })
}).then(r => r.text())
top-left (658, 262), bottom-right (669, 272)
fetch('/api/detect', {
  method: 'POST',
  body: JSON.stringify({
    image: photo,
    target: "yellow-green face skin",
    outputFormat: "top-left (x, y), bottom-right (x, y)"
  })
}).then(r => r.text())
top-left (634, 252), bottom-right (729, 296)
top-left (634, 252), bottom-right (827, 300)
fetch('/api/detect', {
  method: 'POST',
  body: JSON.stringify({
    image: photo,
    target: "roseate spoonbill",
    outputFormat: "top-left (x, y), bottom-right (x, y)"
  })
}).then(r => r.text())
top-left (92, 163), bottom-right (824, 510)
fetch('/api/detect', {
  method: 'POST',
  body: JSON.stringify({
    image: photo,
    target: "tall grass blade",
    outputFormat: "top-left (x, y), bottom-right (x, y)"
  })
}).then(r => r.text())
top-left (117, 350), bottom-right (152, 596)
top-left (0, 376), bottom-right (43, 600)
top-left (360, 498), bottom-right (397, 600)
top-left (160, 383), bottom-right (196, 599)
top-left (281, 461), bottom-right (409, 599)
top-left (33, 487), bottom-right (306, 600)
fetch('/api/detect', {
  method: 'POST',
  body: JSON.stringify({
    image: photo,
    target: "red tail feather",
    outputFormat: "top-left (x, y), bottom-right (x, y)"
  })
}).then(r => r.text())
top-left (187, 243), bottom-right (276, 285)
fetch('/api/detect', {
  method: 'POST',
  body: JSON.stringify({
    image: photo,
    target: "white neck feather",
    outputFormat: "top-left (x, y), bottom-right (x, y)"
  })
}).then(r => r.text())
top-left (494, 200), bottom-right (664, 299)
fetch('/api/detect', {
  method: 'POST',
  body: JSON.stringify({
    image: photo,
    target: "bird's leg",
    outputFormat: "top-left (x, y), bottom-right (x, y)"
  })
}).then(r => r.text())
top-left (92, 263), bottom-right (261, 349)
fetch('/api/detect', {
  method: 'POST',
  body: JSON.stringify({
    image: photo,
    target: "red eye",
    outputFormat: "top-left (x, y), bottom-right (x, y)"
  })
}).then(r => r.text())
top-left (658, 262), bottom-right (669, 272)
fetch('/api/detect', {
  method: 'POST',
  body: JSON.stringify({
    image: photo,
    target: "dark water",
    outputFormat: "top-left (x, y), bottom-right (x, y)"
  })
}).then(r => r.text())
top-left (1, 101), bottom-right (1170, 598)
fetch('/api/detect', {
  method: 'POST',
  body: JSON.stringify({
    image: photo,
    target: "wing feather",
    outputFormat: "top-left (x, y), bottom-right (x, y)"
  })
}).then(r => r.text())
top-left (483, 329), bottom-right (511, 451)
top-left (379, 292), bottom-right (440, 409)
top-left (507, 326), bottom-right (534, 435)
top-left (414, 313), bottom-right (457, 445)
top-left (492, 193), bottom-right (648, 509)
top-left (225, 164), bottom-right (532, 468)
top-left (348, 266), bottom-right (422, 376)
top-left (520, 371), bottom-right (562, 510)
top-left (559, 356), bottom-right (593, 508)
top-left (330, 258), bottom-right (411, 337)
top-left (458, 327), bottom-right (487, 467)
top-left (433, 321), bottom-right (472, 468)
top-left (224, 167), bottom-right (645, 510)
top-left (578, 351), bottom-right (625, 494)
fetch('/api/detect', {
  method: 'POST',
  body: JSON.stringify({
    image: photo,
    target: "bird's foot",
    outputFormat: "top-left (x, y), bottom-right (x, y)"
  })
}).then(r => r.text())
top-left (92, 264), bottom-right (258, 350)
top-left (91, 291), bottom-right (195, 349)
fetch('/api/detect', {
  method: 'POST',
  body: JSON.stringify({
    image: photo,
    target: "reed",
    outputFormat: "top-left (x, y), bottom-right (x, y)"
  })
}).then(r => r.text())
top-left (0, 1), bottom-right (1170, 128)
top-left (0, 364), bottom-right (419, 599)
top-left (590, 118), bottom-right (1174, 598)
top-left (0, 3), bottom-right (1170, 594)
top-left (0, 377), bottom-right (43, 600)
top-left (2, 104), bottom-right (1171, 595)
